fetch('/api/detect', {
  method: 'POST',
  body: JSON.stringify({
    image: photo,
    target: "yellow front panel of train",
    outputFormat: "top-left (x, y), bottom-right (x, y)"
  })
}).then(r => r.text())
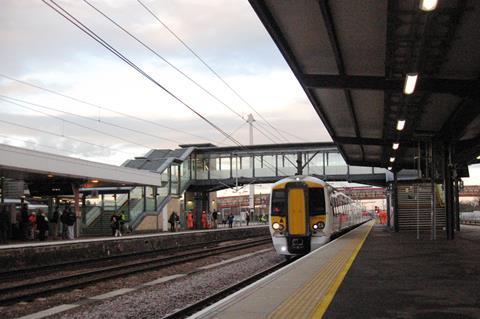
top-left (288, 188), bottom-right (307, 235)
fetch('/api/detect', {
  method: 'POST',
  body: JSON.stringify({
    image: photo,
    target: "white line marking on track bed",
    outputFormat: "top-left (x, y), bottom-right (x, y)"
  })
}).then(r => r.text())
top-left (198, 248), bottom-right (272, 270)
top-left (89, 288), bottom-right (136, 300)
top-left (16, 304), bottom-right (78, 319)
top-left (142, 274), bottom-right (187, 286)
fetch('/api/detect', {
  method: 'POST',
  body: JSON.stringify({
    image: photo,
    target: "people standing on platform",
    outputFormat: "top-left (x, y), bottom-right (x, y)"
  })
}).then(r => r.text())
top-left (37, 209), bottom-right (49, 241)
top-left (60, 206), bottom-right (69, 239)
top-left (228, 212), bottom-right (234, 228)
top-left (168, 211), bottom-right (178, 232)
top-left (119, 211), bottom-right (127, 234)
top-left (212, 210), bottom-right (218, 229)
top-left (28, 211), bottom-right (37, 240)
top-left (111, 213), bottom-right (120, 237)
top-left (201, 210), bottom-right (208, 229)
top-left (246, 211), bottom-right (251, 226)
top-left (51, 206), bottom-right (60, 239)
top-left (187, 210), bottom-right (194, 230)
top-left (20, 203), bottom-right (29, 240)
top-left (0, 205), bottom-right (10, 244)
top-left (65, 205), bottom-right (76, 240)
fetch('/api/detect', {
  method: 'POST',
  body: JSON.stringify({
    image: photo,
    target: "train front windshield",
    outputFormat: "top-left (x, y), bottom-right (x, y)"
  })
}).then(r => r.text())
top-left (271, 189), bottom-right (286, 216)
top-left (308, 188), bottom-right (325, 216)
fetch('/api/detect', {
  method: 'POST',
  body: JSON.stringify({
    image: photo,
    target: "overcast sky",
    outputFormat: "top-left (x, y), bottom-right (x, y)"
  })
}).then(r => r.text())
top-left (0, 0), bottom-right (478, 184)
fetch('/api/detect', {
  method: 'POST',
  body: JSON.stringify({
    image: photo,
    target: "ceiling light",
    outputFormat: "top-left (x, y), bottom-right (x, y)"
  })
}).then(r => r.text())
top-left (388, 166), bottom-right (392, 171)
top-left (91, 179), bottom-right (99, 184)
top-left (390, 157), bottom-right (396, 163)
top-left (392, 143), bottom-right (399, 150)
top-left (477, 155), bottom-right (480, 160)
top-left (396, 120), bottom-right (406, 131)
top-left (419, 0), bottom-right (438, 11)
top-left (404, 73), bottom-right (418, 95)
top-left (47, 174), bottom-right (54, 178)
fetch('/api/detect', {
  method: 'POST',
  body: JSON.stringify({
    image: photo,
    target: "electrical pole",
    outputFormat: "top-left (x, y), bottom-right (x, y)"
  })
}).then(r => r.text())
top-left (247, 114), bottom-right (255, 221)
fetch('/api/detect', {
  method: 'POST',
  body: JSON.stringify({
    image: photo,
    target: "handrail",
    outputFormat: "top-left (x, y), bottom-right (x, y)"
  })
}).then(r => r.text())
top-left (84, 206), bottom-right (102, 226)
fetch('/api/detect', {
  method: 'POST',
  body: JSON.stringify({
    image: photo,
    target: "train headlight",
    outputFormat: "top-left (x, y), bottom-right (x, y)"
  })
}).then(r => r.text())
top-left (313, 222), bottom-right (325, 229)
top-left (272, 222), bottom-right (281, 230)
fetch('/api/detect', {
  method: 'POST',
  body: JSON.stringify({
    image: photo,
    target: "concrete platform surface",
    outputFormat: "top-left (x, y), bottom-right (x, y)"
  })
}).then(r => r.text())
top-left (325, 225), bottom-right (480, 319)
top-left (192, 221), bottom-right (374, 319)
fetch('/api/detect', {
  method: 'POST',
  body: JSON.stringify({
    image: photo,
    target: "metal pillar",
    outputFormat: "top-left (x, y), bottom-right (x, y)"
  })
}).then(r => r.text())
top-left (73, 185), bottom-right (80, 238)
top-left (296, 152), bottom-right (303, 175)
top-left (444, 146), bottom-right (454, 240)
top-left (386, 186), bottom-right (391, 228)
top-left (247, 114), bottom-right (255, 215)
top-left (0, 177), bottom-right (4, 203)
top-left (430, 144), bottom-right (437, 240)
top-left (454, 178), bottom-right (460, 232)
top-left (393, 172), bottom-right (399, 232)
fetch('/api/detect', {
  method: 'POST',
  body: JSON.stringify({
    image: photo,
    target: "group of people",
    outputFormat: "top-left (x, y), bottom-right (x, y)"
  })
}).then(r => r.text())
top-left (0, 203), bottom-right (77, 244)
top-left (170, 210), bottom-right (263, 231)
top-left (110, 211), bottom-right (128, 237)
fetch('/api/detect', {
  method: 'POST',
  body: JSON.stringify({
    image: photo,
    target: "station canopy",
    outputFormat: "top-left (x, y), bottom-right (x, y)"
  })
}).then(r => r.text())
top-left (250, 0), bottom-right (480, 170)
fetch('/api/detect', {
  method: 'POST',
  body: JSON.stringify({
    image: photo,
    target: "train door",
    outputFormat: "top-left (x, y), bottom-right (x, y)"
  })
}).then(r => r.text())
top-left (287, 188), bottom-right (307, 235)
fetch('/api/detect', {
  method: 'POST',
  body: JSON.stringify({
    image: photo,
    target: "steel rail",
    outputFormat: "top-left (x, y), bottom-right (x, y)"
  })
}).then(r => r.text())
top-left (0, 237), bottom-right (272, 305)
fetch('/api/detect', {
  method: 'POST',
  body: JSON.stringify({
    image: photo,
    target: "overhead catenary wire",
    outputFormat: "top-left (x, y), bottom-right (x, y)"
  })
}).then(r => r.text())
top-left (81, 0), bottom-right (248, 123)
top-left (41, 0), bottom-right (287, 176)
top-left (0, 118), bottom-right (140, 157)
top-left (0, 97), bottom-right (156, 150)
top-left (136, 0), bottom-right (291, 143)
top-left (0, 73), bottom-right (225, 145)
top-left (255, 120), bottom-right (310, 142)
top-left (0, 94), bottom-right (212, 147)
top-left (42, 0), bottom-right (244, 148)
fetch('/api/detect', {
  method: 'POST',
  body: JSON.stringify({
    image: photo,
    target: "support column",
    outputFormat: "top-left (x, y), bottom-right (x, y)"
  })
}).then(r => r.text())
top-left (444, 146), bottom-right (454, 240)
top-left (386, 186), bottom-right (391, 228)
top-left (296, 152), bottom-right (303, 175)
top-left (454, 178), bottom-right (460, 232)
top-left (73, 185), bottom-right (80, 238)
top-left (247, 114), bottom-right (255, 216)
top-left (1, 177), bottom-right (4, 203)
top-left (430, 142), bottom-right (437, 240)
top-left (393, 172), bottom-right (399, 232)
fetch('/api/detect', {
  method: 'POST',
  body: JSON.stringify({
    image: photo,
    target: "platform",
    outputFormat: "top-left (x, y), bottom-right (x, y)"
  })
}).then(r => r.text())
top-left (193, 222), bottom-right (480, 319)
top-left (0, 226), bottom-right (268, 272)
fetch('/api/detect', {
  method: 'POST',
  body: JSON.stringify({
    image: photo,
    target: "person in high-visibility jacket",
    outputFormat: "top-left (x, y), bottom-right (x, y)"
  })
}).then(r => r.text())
top-left (187, 210), bottom-right (194, 230)
top-left (201, 210), bottom-right (208, 229)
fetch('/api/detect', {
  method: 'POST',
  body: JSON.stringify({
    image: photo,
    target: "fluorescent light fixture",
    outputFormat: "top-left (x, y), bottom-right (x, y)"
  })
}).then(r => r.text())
top-left (91, 179), bottom-right (99, 183)
top-left (477, 155), bottom-right (480, 160)
top-left (388, 166), bottom-right (392, 170)
top-left (392, 143), bottom-right (400, 150)
top-left (390, 157), bottom-right (396, 163)
top-left (404, 73), bottom-right (418, 95)
top-left (419, 0), bottom-right (438, 11)
top-left (396, 119), bottom-right (406, 131)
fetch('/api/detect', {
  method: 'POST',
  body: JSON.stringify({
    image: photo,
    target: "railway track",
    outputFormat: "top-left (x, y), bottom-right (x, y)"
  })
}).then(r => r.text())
top-left (161, 259), bottom-right (291, 319)
top-left (0, 237), bottom-right (272, 305)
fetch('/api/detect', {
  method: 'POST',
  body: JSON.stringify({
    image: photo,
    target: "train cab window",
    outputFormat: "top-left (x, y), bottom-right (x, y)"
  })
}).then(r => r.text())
top-left (309, 188), bottom-right (325, 215)
top-left (271, 189), bottom-right (286, 216)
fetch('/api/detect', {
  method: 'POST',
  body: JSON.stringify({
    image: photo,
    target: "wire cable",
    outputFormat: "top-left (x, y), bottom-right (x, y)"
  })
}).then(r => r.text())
top-left (0, 118), bottom-right (140, 156)
top-left (43, 0), bottom-right (244, 148)
top-left (0, 73), bottom-right (224, 144)
top-left (137, 0), bottom-right (291, 143)
top-left (0, 97), bottom-right (157, 150)
top-left (82, 0), bottom-right (246, 122)
top-left (1, 94), bottom-right (185, 145)
top-left (255, 120), bottom-right (310, 142)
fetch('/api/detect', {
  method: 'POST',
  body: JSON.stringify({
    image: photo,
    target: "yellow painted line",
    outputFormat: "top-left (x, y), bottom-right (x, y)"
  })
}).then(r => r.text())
top-left (311, 221), bottom-right (374, 318)
top-left (268, 223), bottom-right (373, 319)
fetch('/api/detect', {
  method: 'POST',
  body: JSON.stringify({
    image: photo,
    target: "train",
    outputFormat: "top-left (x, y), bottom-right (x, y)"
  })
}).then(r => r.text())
top-left (269, 176), bottom-right (370, 257)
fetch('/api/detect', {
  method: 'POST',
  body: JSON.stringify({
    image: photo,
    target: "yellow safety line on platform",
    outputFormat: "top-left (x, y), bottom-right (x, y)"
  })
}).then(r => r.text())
top-left (267, 221), bottom-right (373, 319)
top-left (311, 221), bottom-right (373, 318)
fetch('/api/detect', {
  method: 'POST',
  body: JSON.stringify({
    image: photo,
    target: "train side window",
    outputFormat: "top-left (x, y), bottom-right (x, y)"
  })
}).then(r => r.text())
top-left (309, 188), bottom-right (325, 215)
top-left (271, 189), bottom-right (286, 216)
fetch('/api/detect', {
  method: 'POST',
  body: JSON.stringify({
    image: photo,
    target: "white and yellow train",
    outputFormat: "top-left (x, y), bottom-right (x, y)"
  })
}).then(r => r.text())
top-left (269, 176), bottom-right (370, 256)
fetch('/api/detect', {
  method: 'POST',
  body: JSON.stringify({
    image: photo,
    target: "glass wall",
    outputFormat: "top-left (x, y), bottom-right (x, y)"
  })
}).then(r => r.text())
top-left (171, 165), bottom-right (180, 195)
top-left (255, 155), bottom-right (277, 177)
top-left (181, 157), bottom-right (191, 188)
top-left (146, 186), bottom-right (155, 211)
top-left (325, 152), bottom-right (348, 175)
top-left (195, 155), bottom-right (209, 180)
top-left (279, 154), bottom-right (297, 176)
top-left (305, 152), bottom-right (324, 175)
top-left (129, 186), bottom-right (144, 221)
